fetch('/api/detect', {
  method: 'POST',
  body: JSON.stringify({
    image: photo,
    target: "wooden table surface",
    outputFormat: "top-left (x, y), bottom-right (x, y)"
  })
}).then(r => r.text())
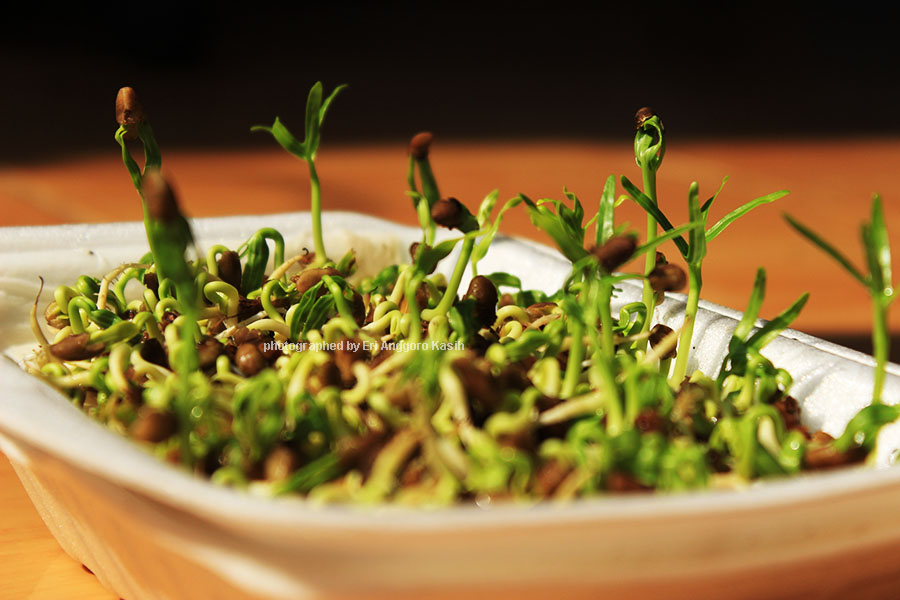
top-left (2, 139), bottom-right (900, 599)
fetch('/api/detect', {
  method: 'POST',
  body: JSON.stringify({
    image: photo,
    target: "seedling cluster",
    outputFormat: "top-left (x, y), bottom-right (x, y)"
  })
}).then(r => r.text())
top-left (24, 84), bottom-right (898, 503)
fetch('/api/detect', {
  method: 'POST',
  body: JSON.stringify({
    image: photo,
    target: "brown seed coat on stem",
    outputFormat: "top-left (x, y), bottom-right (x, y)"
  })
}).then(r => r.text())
top-left (217, 250), bottom-right (243, 290)
top-left (141, 170), bottom-right (181, 224)
top-left (431, 198), bottom-right (465, 230)
top-left (409, 132), bottom-right (434, 160)
top-left (116, 87), bottom-right (146, 126)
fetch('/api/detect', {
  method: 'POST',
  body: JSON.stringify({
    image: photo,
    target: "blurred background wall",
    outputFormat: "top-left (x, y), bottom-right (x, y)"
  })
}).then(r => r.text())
top-left (2, 3), bottom-right (897, 164)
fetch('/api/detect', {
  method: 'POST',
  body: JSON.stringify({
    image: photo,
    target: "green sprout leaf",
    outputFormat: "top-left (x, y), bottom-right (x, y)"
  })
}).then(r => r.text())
top-left (596, 174), bottom-right (617, 246)
top-left (252, 117), bottom-right (307, 159)
top-left (253, 82), bottom-right (347, 161)
top-left (252, 82), bottom-right (346, 263)
top-left (621, 175), bottom-right (688, 257)
top-left (305, 82), bottom-right (347, 160)
top-left (786, 195), bottom-right (895, 404)
top-left (706, 190), bottom-right (789, 244)
top-left (287, 281), bottom-right (336, 341)
top-left (784, 213), bottom-right (868, 286)
top-left (476, 189), bottom-right (500, 228)
top-left (271, 452), bottom-right (342, 496)
top-left (361, 264), bottom-right (400, 296)
top-left (561, 189), bottom-right (586, 237)
top-left (522, 194), bottom-right (589, 263)
top-left (633, 221), bottom-right (703, 259)
top-left (720, 268), bottom-right (808, 384)
top-left (448, 301), bottom-right (477, 344)
top-left (745, 292), bottom-right (809, 352)
top-left (862, 195), bottom-right (893, 299)
top-left (733, 268), bottom-right (767, 341)
top-left (416, 236), bottom-right (464, 275)
top-left (687, 182), bottom-right (707, 266)
top-left (700, 176), bottom-right (729, 216)
top-left (835, 403), bottom-right (900, 453)
top-left (471, 194), bottom-right (522, 274)
top-left (483, 272), bottom-right (522, 290)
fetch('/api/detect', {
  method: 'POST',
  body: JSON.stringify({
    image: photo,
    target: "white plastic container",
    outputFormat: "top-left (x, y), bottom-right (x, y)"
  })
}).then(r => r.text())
top-left (2, 212), bottom-right (900, 599)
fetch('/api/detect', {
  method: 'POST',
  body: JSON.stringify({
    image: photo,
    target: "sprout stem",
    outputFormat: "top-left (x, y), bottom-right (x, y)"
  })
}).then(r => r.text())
top-left (671, 264), bottom-right (702, 384)
top-left (561, 320), bottom-right (584, 398)
top-left (404, 272), bottom-right (424, 344)
top-left (406, 155), bottom-right (417, 196)
top-left (872, 298), bottom-right (889, 404)
top-left (640, 166), bottom-right (658, 341)
top-left (306, 158), bottom-right (327, 264)
top-left (599, 280), bottom-right (615, 358)
top-left (322, 275), bottom-right (355, 325)
top-left (421, 237), bottom-right (475, 320)
top-left (595, 356), bottom-right (622, 434)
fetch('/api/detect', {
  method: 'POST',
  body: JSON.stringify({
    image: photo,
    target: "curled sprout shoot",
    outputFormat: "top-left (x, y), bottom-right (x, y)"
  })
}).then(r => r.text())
top-left (632, 108), bottom-right (666, 345)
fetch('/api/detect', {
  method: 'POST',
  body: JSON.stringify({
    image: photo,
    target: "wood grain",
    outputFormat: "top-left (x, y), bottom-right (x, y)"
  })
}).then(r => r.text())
top-left (0, 456), bottom-right (115, 599)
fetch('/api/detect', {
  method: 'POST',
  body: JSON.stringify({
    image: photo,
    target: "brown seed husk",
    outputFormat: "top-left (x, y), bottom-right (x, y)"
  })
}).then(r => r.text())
top-left (648, 324), bottom-right (677, 360)
top-left (116, 87), bottom-right (146, 126)
top-left (197, 337), bottom-right (224, 369)
top-left (409, 132), bottom-right (434, 160)
top-left (590, 234), bottom-right (637, 272)
top-left (634, 106), bottom-right (655, 130)
top-left (431, 198), bottom-right (465, 230)
top-left (44, 301), bottom-right (67, 329)
top-left (464, 275), bottom-right (498, 329)
top-left (131, 407), bottom-right (176, 443)
top-left (648, 263), bottom-right (687, 293)
top-left (235, 342), bottom-right (266, 376)
top-left (291, 267), bottom-right (340, 297)
top-left (216, 250), bottom-right (243, 291)
top-left (49, 333), bottom-right (105, 361)
top-left (525, 302), bottom-right (557, 320)
top-left (141, 170), bottom-right (181, 223)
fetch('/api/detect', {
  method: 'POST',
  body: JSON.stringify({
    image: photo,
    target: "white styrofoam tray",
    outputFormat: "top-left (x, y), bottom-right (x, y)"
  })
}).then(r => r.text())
top-left (2, 212), bottom-right (900, 600)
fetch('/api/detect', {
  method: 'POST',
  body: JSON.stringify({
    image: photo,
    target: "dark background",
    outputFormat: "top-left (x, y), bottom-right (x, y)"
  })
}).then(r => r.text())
top-left (3, 3), bottom-right (899, 358)
top-left (2, 3), bottom-right (897, 164)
